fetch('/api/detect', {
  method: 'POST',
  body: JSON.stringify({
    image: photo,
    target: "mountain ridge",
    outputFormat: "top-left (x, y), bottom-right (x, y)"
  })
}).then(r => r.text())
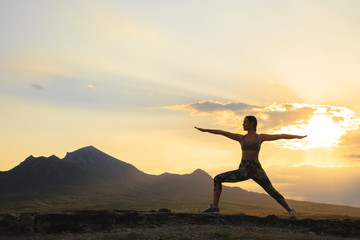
top-left (1, 146), bottom-right (360, 218)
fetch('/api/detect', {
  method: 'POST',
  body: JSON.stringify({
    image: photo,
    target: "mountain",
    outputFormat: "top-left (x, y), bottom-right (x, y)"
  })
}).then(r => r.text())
top-left (0, 146), bottom-right (142, 192)
top-left (0, 155), bottom-right (93, 191)
top-left (62, 146), bottom-right (144, 180)
top-left (0, 146), bottom-right (360, 218)
top-left (0, 146), bottom-right (214, 209)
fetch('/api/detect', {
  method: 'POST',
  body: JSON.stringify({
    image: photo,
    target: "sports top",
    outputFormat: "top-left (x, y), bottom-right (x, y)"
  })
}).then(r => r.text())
top-left (241, 134), bottom-right (261, 151)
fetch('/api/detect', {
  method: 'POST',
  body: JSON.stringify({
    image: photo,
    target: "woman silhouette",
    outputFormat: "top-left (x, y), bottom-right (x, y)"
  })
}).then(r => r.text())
top-left (195, 115), bottom-right (307, 219)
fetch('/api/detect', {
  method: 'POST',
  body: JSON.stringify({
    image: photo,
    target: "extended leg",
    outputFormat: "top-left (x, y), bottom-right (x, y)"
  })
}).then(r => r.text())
top-left (278, 197), bottom-right (291, 212)
top-left (254, 170), bottom-right (297, 218)
top-left (254, 169), bottom-right (291, 211)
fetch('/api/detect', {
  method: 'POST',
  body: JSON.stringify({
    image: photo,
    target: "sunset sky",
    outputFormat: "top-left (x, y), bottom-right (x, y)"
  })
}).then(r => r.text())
top-left (1, 0), bottom-right (360, 207)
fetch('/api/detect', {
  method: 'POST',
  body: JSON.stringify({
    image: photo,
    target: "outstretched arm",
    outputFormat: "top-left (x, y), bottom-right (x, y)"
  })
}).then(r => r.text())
top-left (194, 127), bottom-right (241, 142)
top-left (260, 134), bottom-right (307, 142)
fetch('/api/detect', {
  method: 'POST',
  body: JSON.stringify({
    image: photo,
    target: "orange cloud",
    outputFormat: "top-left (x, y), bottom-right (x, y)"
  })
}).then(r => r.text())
top-left (164, 101), bottom-right (360, 150)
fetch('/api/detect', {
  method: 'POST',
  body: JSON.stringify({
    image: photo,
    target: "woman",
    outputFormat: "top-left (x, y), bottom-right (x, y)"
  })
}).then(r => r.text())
top-left (195, 115), bottom-right (307, 219)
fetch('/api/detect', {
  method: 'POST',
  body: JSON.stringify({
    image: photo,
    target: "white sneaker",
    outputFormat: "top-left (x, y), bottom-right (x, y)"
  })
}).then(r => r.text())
top-left (201, 204), bottom-right (220, 215)
top-left (289, 209), bottom-right (297, 219)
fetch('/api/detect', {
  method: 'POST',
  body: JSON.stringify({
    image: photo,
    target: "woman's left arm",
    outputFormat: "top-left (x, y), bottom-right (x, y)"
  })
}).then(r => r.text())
top-left (260, 134), bottom-right (307, 142)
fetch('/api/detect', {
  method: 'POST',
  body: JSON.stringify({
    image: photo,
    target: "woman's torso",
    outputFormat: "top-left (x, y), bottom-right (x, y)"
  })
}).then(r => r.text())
top-left (240, 134), bottom-right (261, 161)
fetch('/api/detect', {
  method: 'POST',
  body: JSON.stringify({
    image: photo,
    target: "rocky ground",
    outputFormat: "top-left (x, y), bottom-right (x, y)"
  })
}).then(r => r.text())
top-left (1, 209), bottom-right (359, 240)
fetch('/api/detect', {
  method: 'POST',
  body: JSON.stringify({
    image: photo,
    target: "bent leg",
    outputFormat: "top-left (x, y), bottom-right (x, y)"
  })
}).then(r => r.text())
top-left (214, 169), bottom-right (250, 192)
top-left (212, 169), bottom-right (250, 207)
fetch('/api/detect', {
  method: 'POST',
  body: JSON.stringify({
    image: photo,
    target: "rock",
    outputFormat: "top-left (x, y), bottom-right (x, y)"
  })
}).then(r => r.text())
top-left (0, 214), bottom-right (19, 235)
top-left (0, 210), bottom-right (359, 238)
top-left (158, 208), bottom-right (171, 213)
top-left (35, 211), bottom-right (117, 233)
top-left (265, 214), bottom-right (279, 222)
top-left (19, 213), bottom-right (35, 233)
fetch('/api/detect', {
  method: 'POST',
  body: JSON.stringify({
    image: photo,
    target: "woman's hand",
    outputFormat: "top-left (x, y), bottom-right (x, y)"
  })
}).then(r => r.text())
top-left (194, 126), bottom-right (206, 132)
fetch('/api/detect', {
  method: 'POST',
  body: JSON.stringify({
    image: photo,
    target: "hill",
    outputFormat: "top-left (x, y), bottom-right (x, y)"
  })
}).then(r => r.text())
top-left (0, 146), bottom-right (359, 219)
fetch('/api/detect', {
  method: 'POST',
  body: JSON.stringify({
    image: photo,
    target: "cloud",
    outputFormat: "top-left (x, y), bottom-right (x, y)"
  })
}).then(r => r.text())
top-left (31, 84), bottom-right (44, 90)
top-left (163, 101), bottom-right (314, 130)
top-left (1, 50), bottom-right (70, 84)
top-left (163, 100), bottom-right (262, 127)
top-left (345, 154), bottom-right (360, 160)
top-left (163, 100), bottom-right (260, 114)
top-left (164, 100), bottom-right (360, 150)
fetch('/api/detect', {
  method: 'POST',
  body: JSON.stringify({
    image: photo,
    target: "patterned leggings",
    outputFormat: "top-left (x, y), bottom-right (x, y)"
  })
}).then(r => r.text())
top-left (214, 158), bottom-right (284, 203)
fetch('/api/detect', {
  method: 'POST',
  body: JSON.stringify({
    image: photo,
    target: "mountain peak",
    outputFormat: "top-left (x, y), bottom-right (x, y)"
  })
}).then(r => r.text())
top-left (191, 168), bottom-right (211, 177)
top-left (62, 146), bottom-right (142, 179)
top-left (68, 145), bottom-right (100, 154)
top-left (79, 145), bottom-right (98, 151)
top-left (63, 146), bottom-right (106, 163)
top-left (23, 154), bottom-right (61, 165)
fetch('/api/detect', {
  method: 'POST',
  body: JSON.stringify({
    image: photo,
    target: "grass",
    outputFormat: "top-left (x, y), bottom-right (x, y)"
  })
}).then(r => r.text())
top-left (1, 192), bottom-right (360, 221)
top-left (211, 231), bottom-right (232, 239)
top-left (207, 230), bottom-right (269, 240)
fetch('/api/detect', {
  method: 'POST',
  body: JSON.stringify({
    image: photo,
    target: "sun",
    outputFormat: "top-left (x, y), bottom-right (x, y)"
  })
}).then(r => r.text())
top-left (272, 108), bottom-right (357, 150)
top-left (305, 115), bottom-right (345, 148)
top-left (274, 114), bottom-right (344, 149)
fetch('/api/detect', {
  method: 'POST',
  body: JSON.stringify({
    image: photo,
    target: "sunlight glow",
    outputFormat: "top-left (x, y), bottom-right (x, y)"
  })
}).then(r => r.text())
top-left (294, 163), bottom-right (339, 168)
top-left (273, 104), bottom-right (360, 150)
top-left (166, 101), bottom-right (360, 150)
top-left (306, 115), bottom-right (344, 147)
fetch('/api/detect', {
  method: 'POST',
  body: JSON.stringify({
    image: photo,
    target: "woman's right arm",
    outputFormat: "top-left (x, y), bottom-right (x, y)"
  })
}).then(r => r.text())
top-left (194, 127), bottom-right (242, 142)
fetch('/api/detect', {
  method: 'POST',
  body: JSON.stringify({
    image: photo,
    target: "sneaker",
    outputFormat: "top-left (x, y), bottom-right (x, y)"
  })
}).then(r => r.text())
top-left (201, 204), bottom-right (220, 215)
top-left (289, 209), bottom-right (297, 219)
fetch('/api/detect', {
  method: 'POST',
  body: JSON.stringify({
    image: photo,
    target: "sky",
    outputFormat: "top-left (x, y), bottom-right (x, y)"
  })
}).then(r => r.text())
top-left (1, 0), bottom-right (360, 207)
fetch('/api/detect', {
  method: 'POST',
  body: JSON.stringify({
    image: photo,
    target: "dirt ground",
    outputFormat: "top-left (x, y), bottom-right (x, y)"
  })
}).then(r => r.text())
top-left (1, 224), bottom-right (358, 240)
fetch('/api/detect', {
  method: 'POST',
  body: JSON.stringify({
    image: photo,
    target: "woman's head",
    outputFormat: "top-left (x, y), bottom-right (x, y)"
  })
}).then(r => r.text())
top-left (243, 115), bottom-right (257, 131)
